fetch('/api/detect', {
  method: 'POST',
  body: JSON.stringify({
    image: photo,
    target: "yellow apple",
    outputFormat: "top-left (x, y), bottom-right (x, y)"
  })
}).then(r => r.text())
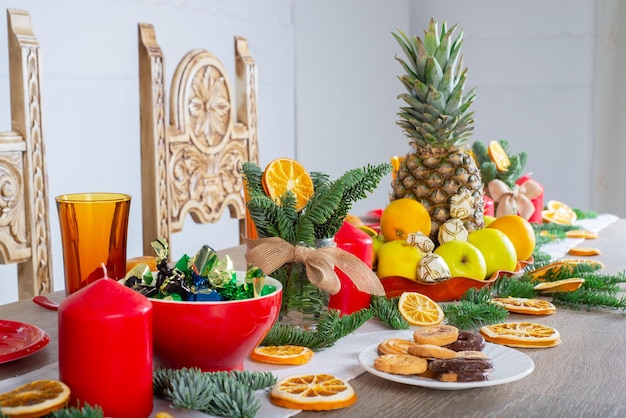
top-left (433, 240), bottom-right (487, 280)
top-left (376, 239), bottom-right (423, 281)
top-left (483, 215), bottom-right (496, 227)
top-left (468, 228), bottom-right (517, 278)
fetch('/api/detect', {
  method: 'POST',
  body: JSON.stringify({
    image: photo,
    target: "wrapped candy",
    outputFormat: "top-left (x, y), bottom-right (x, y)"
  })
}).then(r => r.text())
top-left (122, 239), bottom-right (275, 301)
top-left (438, 190), bottom-right (475, 244)
top-left (407, 232), bottom-right (451, 283)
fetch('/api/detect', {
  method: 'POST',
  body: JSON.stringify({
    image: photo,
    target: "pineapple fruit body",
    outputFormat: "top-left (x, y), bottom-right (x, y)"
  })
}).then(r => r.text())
top-left (391, 146), bottom-right (484, 245)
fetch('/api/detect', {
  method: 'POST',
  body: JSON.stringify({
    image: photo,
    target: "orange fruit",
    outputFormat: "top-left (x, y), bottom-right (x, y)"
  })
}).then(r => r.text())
top-left (397, 292), bottom-right (444, 326)
top-left (487, 214), bottom-right (536, 261)
top-left (380, 198), bottom-right (431, 241)
top-left (534, 278), bottom-right (585, 293)
top-left (270, 374), bottom-right (357, 411)
top-left (262, 158), bottom-right (314, 212)
top-left (0, 380), bottom-right (70, 418)
top-left (565, 230), bottom-right (598, 239)
top-left (250, 345), bottom-right (314, 365)
top-left (488, 141), bottom-right (511, 171)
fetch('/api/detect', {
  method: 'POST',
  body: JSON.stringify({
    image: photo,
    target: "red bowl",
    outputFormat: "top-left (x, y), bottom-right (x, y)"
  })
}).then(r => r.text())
top-left (150, 274), bottom-right (282, 371)
top-left (380, 259), bottom-right (531, 302)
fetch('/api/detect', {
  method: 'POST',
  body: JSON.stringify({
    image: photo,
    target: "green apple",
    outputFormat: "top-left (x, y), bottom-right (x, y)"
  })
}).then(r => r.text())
top-left (468, 228), bottom-right (517, 278)
top-left (433, 240), bottom-right (487, 280)
top-left (376, 239), bottom-right (423, 281)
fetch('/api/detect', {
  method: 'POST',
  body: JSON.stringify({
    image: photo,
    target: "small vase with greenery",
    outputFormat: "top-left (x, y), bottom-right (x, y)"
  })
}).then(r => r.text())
top-left (242, 160), bottom-right (391, 328)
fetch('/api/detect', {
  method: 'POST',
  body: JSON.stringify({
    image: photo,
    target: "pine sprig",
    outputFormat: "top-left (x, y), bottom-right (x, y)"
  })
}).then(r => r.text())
top-left (443, 300), bottom-right (509, 330)
top-left (370, 295), bottom-right (410, 329)
top-left (153, 367), bottom-right (276, 418)
top-left (261, 309), bottom-right (374, 349)
top-left (471, 139), bottom-right (527, 187)
top-left (551, 288), bottom-right (626, 310)
top-left (490, 275), bottom-right (538, 299)
top-left (48, 405), bottom-right (104, 418)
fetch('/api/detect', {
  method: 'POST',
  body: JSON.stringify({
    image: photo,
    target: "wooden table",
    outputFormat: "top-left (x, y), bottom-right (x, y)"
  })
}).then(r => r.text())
top-left (1, 221), bottom-right (625, 417)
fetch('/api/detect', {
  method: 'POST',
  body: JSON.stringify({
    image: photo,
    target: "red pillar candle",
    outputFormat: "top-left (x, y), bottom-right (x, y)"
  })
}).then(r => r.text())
top-left (58, 278), bottom-right (153, 418)
top-left (328, 221), bottom-right (373, 315)
top-left (516, 174), bottom-right (544, 224)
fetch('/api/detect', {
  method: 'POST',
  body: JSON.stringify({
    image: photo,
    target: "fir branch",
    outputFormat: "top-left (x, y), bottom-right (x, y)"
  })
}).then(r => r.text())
top-left (551, 288), bottom-right (626, 311)
top-left (490, 275), bottom-right (538, 299)
top-left (370, 295), bottom-right (410, 330)
top-left (443, 300), bottom-right (509, 330)
top-left (153, 367), bottom-right (276, 418)
top-left (261, 309), bottom-right (374, 349)
top-left (48, 405), bottom-right (104, 418)
top-left (314, 163), bottom-right (392, 238)
top-left (573, 208), bottom-right (598, 219)
top-left (580, 271), bottom-right (626, 294)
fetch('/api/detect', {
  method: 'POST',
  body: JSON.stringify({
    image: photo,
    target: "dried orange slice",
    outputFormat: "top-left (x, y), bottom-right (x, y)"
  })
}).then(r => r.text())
top-left (488, 141), bottom-right (511, 171)
top-left (534, 278), bottom-right (585, 293)
top-left (397, 292), bottom-right (444, 326)
top-left (262, 158), bottom-right (314, 212)
top-left (250, 345), bottom-right (313, 365)
top-left (0, 380), bottom-right (70, 417)
top-left (526, 261), bottom-right (573, 281)
top-left (568, 247), bottom-right (601, 256)
top-left (270, 374), bottom-right (357, 411)
top-left (560, 259), bottom-right (604, 269)
top-left (480, 322), bottom-right (560, 348)
top-left (565, 230), bottom-right (599, 239)
top-left (542, 210), bottom-right (573, 225)
top-left (490, 297), bottom-right (556, 315)
top-left (544, 200), bottom-right (577, 225)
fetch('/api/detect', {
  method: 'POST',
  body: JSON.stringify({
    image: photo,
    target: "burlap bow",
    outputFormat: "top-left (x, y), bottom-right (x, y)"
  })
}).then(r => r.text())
top-left (245, 237), bottom-right (385, 296)
top-left (488, 179), bottom-right (543, 220)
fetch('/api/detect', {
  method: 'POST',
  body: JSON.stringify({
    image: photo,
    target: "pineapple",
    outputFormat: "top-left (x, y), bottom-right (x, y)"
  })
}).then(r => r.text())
top-left (391, 17), bottom-right (484, 244)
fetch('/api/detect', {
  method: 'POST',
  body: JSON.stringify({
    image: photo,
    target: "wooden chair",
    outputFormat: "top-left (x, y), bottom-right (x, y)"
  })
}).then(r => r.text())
top-left (0, 9), bottom-right (53, 299)
top-left (138, 23), bottom-right (259, 257)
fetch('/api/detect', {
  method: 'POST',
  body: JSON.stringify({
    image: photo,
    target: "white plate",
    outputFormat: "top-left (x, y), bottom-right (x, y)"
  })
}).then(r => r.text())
top-left (358, 332), bottom-right (534, 390)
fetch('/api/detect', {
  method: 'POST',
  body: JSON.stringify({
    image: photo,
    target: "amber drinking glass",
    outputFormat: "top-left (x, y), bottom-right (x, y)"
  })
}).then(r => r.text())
top-left (56, 193), bottom-right (131, 295)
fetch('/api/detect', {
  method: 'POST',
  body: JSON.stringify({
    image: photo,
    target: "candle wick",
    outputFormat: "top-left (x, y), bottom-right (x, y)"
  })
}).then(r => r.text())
top-left (101, 263), bottom-right (109, 279)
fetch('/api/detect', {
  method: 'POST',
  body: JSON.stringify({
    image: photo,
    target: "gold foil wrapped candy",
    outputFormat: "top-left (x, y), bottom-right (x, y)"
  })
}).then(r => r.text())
top-left (438, 191), bottom-right (475, 244)
top-left (407, 232), bottom-right (451, 283)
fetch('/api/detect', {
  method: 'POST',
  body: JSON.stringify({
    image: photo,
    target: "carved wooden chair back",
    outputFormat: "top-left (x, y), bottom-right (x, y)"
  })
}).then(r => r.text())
top-left (137, 23), bottom-right (259, 257)
top-left (0, 9), bottom-right (53, 299)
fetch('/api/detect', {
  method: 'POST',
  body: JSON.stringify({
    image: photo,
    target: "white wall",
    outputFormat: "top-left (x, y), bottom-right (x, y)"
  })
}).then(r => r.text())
top-left (0, 0), bottom-right (597, 303)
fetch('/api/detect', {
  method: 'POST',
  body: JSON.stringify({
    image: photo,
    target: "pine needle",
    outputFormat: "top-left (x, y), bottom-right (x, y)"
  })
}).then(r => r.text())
top-left (261, 309), bottom-right (374, 349)
top-left (153, 367), bottom-right (276, 418)
top-left (370, 295), bottom-right (410, 329)
top-left (551, 288), bottom-right (626, 311)
top-left (48, 405), bottom-right (104, 418)
top-left (443, 300), bottom-right (509, 331)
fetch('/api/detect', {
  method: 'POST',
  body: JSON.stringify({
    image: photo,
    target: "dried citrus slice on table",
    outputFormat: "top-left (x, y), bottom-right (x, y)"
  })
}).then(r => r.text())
top-left (397, 292), bottom-right (444, 326)
top-left (534, 278), bottom-right (585, 293)
top-left (490, 297), bottom-right (556, 315)
top-left (270, 373), bottom-right (357, 411)
top-left (568, 247), bottom-right (601, 256)
top-left (542, 200), bottom-right (577, 225)
top-left (480, 322), bottom-right (561, 348)
top-left (488, 140), bottom-right (511, 171)
top-left (250, 345), bottom-right (313, 365)
top-left (0, 380), bottom-right (70, 417)
top-left (565, 230), bottom-right (599, 239)
top-left (262, 158), bottom-right (314, 212)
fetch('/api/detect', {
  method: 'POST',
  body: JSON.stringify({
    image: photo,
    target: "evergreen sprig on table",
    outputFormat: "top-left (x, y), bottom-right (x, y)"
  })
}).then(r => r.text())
top-left (153, 368), bottom-right (276, 418)
top-left (472, 139), bottom-right (527, 188)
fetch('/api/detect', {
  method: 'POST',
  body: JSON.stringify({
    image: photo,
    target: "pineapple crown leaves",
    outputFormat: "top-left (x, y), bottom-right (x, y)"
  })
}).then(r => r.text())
top-left (241, 161), bottom-right (391, 245)
top-left (393, 17), bottom-right (477, 148)
top-left (471, 140), bottom-right (528, 188)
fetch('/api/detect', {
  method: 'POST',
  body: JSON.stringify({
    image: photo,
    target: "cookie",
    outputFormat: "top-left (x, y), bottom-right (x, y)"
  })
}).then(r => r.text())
top-left (373, 353), bottom-right (428, 375)
top-left (413, 324), bottom-right (459, 346)
top-left (407, 344), bottom-right (457, 359)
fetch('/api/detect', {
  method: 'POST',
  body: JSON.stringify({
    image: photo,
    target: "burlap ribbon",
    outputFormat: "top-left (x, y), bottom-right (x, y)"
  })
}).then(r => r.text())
top-left (488, 179), bottom-right (543, 219)
top-left (245, 237), bottom-right (385, 296)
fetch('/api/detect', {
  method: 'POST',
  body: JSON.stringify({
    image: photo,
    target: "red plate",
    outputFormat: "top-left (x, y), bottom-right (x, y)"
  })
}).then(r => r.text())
top-left (0, 319), bottom-right (50, 364)
top-left (380, 259), bottom-right (532, 302)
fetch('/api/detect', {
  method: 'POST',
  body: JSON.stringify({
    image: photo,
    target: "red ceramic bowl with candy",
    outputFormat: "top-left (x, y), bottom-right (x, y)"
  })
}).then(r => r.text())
top-left (150, 273), bottom-right (282, 372)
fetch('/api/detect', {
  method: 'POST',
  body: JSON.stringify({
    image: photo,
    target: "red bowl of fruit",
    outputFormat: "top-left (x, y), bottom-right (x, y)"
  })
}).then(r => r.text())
top-left (150, 273), bottom-right (282, 372)
top-left (380, 259), bottom-right (531, 302)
